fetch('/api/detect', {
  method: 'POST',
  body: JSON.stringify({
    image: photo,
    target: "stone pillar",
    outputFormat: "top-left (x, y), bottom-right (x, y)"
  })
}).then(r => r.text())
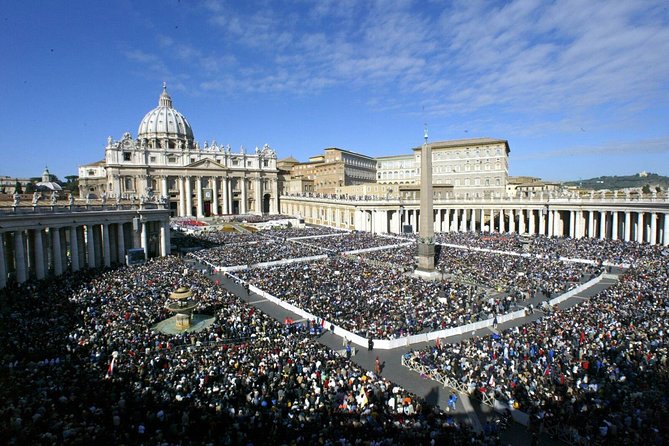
top-left (539, 209), bottom-right (546, 236)
top-left (547, 209), bottom-right (554, 237)
top-left (241, 177), bottom-right (248, 214)
top-left (529, 209), bottom-right (536, 235)
top-left (141, 222), bottom-right (149, 259)
top-left (271, 179), bottom-right (279, 214)
top-left (624, 211), bottom-right (631, 242)
top-left (479, 209), bottom-right (485, 232)
top-left (32, 229), bottom-right (45, 280)
top-left (443, 209), bottom-right (451, 233)
top-left (518, 209), bottom-right (525, 234)
top-left (196, 176), bottom-right (204, 218)
top-left (588, 210), bottom-right (595, 238)
top-left (470, 208), bottom-right (476, 231)
top-left (212, 177), bottom-right (219, 216)
top-left (508, 209), bottom-right (515, 233)
top-left (117, 223), bottom-right (126, 264)
top-left (86, 225), bottom-right (95, 268)
top-left (599, 211), bottom-right (607, 240)
top-left (52, 228), bottom-right (63, 276)
top-left (612, 211), bottom-right (619, 240)
top-left (636, 212), bottom-right (644, 243)
top-left (185, 176), bottom-right (193, 217)
top-left (70, 226), bottom-right (80, 272)
top-left (255, 177), bottom-right (262, 214)
top-left (663, 213), bottom-right (669, 246)
top-left (569, 211), bottom-right (576, 238)
top-left (435, 210), bottom-right (442, 232)
top-left (489, 209), bottom-right (495, 233)
top-left (0, 232), bottom-right (6, 289)
top-left (499, 209), bottom-right (506, 233)
top-left (160, 220), bottom-right (170, 256)
top-left (178, 176), bottom-right (186, 216)
top-left (161, 176), bottom-right (168, 200)
top-left (222, 177), bottom-right (230, 215)
top-left (650, 213), bottom-right (657, 245)
top-left (460, 209), bottom-right (467, 232)
top-left (102, 224), bottom-right (111, 267)
top-left (14, 230), bottom-right (27, 283)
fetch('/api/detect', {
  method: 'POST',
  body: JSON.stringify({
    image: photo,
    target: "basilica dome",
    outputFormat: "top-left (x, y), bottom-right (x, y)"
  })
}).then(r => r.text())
top-left (137, 84), bottom-right (194, 144)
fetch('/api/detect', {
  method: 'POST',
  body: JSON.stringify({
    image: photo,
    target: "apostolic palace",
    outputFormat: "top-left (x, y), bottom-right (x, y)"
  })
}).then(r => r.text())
top-left (0, 84), bottom-right (668, 288)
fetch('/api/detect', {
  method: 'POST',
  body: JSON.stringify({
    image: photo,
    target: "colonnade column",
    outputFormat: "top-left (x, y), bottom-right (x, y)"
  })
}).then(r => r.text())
top-left (70, 226), bottom-right (80, 272)
top-left (212, 178), bottom-right (219, 216)
top-left (117, 223), bottom-right (125, 264)
top-left (160, 221), bottom-right (170, 256)
top-left (588, 210), bottom-right (595, 238)
top-left (196, 176), bottom-right (204, 218)
top-left (499, 209), bottom-right (506, 233)
top-left (460, 209), bottom-right (467, 232)
top-left (518, 209), bottom-right (526, 234)
top-left (612, 211), bottom-right (619, 241)
top-left (86, 225), bottom-right (96, 268)
top-left (14, 231), bottom-right (27, 283)
top-left (509, 209), bottom-right (515, 233)
top-left (650, 213), bottom-right (657, 245)
top-left (470, 208), bottom-right (476, 231)
top-left (444, 209), bottom-right (451, 233)
top-left (636, 212), bottom-right (644, 243)
top-left (102, 224), bottom-right (111, 267)
top-left (599, 211), bottom-right (607, 239)
top-left (569, 211), bottom-right (576, 238)
top-left (31, 229), bottom-right (45, 280)
top-left (539, 210), bottom-right (545, 236)
top-left (52, 228), bottom-right (63, 275)
top-left (529, 210), bottom-right (536, 235)
top-left (0, 232), bottom-right (6, 289)
top-left (624, 211), bottom-right (631, 242)
top-left (489, 209), bottom-right (494, 233)
top-left (663, 213), bottom-right (669, 246)
top-left (434, 210), bottom-right (442, 232)
top-left (141, 222), bottom-right (149, 260)
top-left (479, 209), bottom-right (485, 233)
top-left (547, 210), bottom-right (554, 237)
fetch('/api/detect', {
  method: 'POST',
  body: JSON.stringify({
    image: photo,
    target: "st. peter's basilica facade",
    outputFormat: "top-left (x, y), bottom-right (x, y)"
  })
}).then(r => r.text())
top-left (79, 84), bottom-right (279, 217)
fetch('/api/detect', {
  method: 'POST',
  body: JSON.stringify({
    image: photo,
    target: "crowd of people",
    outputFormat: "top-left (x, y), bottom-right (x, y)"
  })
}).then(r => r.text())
top-left (404, 247), bottom-right (669, 444)
top-left (295, 232), bottom-right (403, 253)
top-left (1, 257), bottom-right (492, 445)
top-left (189, 239), bottom-right (326, 268)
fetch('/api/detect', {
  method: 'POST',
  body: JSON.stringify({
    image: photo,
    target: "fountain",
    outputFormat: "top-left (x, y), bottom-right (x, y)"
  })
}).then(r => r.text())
top-left (153, 285), bottom-right (215, 334)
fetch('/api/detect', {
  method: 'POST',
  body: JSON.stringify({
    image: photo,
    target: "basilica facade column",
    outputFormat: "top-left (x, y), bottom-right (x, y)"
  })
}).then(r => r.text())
top-left (161, 176), bottom-right (168, 200)
top-left (222, 176), bottom-right (230, 215)
top-left (240, 177), bottom-right (248, 214)
top-left (271, 178), bottom-right (279, 214)
top-left (255, 177), bottom-right (263, 214)
top-left (117, 223), bottom-right (126, 264)
top-left (160, 221), bottom-right (170, 256)
top-left (185, 176), bottom-right (193, 217)
top-left (212, 177), bottom-right (219, 216)
top-left (178, 177), bottom-right (186, 216)
top-left (141, 222), bottom-right (149, 259)
top-left (196, 176), bottom-right (204, 218)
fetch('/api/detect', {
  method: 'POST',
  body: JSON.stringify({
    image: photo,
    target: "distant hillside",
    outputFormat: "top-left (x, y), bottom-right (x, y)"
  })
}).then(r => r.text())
top-left (563, 173), bottom-right (669, 191)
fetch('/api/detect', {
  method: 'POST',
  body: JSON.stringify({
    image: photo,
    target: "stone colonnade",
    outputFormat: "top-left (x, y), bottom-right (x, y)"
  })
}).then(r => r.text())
top-left (280, 197), bottom-right (669, 246)
top-left (0, 208), bottom-right (171, 289)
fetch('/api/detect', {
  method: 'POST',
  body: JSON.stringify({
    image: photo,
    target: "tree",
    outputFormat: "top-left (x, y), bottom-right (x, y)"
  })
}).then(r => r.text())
top-left (14, 181), bottom-right (23, 194)
top-left (656, 186), bottom-right (663, 193)
top-left (25, 182), bottom-right (35, 194)
top-left (641, 184), bottom-right (651, 194)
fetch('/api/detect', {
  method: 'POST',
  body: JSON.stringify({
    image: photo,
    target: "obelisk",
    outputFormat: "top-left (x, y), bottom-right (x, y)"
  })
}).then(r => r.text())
top-left (415, 125), bottom-right (439, 279)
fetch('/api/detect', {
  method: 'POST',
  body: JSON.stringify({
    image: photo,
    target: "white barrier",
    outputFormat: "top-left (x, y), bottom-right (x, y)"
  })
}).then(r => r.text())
top-left (344, 242), bottom-right (413, 256)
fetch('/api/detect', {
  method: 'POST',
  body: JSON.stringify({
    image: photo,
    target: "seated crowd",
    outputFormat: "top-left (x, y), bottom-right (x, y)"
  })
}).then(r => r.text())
top-left (0, 257), bottom-right (490, 445)
top-left (404, 248), bottom-right (669, 444)
top-left (189, 239), bottom-right (326, 268)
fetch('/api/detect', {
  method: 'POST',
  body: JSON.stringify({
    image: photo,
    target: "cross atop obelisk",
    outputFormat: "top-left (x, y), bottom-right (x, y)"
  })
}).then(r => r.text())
top-left (415, 123), bottom-right (439, 279)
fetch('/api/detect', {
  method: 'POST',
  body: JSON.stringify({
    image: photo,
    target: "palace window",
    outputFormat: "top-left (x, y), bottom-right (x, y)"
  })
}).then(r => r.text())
top-left (123, 152), bottom-right (131, 161)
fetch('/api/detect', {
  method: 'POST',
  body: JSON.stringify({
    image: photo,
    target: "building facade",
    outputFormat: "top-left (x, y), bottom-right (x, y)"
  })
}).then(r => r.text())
top-left (376, 138), bottom-right (510, 199)
top-left (79, 85), bottom-right (280, 217)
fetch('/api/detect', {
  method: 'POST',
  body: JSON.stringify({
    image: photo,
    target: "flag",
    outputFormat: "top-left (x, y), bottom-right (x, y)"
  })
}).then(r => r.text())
top-left (106, 356), bottom-right (116, 378)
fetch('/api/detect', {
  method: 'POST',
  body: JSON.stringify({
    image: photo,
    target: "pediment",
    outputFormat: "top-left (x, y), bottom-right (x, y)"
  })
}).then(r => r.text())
top-left (185, 158), bottom-right (227, 170)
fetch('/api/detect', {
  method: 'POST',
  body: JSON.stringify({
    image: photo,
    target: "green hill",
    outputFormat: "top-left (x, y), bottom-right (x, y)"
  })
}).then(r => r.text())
top-left (563, 173), bottom-right (669, 191)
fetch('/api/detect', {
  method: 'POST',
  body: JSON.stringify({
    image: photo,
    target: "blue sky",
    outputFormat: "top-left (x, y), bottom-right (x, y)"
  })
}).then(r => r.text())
top-left (1, 0), bottom-right (668, 181)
